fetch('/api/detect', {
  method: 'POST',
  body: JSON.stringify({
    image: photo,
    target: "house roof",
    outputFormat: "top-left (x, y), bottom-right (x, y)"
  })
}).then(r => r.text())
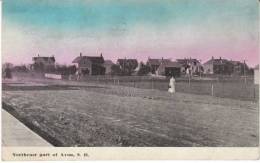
top-left (176, 58), bottom-right (200, 65)
top-left (147, 58), bottom-right (172, 66)
top-left (33, 56), bottom-right (55, 62)
top-left (164, 61), bottom-right (182, 68)
top-left (72, 55), bottom-right (104, 64)
top-left (204, 58), bottom-right (229, 65)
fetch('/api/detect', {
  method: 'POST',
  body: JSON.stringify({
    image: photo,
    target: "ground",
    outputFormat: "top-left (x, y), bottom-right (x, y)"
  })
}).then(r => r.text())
top-left (2, 76), bottom-right (259, 147)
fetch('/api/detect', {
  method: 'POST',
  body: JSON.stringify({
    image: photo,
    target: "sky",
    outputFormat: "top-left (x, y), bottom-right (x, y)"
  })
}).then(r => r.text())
top-left (2, 0), bottom-right (259, 67)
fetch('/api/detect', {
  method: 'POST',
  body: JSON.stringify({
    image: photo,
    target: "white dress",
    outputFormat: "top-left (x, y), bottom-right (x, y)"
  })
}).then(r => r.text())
top-left (168, 77), bottom-right (175, 93)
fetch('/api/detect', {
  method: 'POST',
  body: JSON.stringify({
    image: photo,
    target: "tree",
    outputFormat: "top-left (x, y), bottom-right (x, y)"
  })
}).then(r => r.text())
top-left (118, 59), bottom-right (138, 75)
top-left (137, 62), bottom-right (151, 76)
top-left (111, 64), bottom-right (122, 75)
top-left (33, 62), bottom-right (44, 72)
top-left (67, 65), bottom-right (77, 75)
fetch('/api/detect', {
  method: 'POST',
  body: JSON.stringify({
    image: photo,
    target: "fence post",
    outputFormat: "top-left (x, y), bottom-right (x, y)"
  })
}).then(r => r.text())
top-left (254, 86), bottom-right (256, 100)
top-left (189, 76), bottom-right (191, 87)
top-left (152, 79), bottom-right (154, 90)
top-left (211, 84), bottom-right (214, 96)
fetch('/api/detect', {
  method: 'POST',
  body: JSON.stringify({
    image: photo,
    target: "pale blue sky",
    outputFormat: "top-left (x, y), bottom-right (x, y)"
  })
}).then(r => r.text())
top-left (2, 0), bottom-right (259, 66)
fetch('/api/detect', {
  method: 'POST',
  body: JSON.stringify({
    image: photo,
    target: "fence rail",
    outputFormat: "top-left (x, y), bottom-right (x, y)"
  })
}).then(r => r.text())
top-left (10, 72), bottom-right (258, 101)
top-left (76, 75), bottom-right (258, 101)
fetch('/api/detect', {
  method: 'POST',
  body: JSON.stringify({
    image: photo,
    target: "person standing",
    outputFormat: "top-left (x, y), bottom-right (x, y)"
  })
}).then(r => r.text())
top-left (168, 76), bottom-right (175, 93)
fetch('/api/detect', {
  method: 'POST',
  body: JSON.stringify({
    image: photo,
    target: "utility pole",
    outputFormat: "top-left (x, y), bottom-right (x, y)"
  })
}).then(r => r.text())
top-left (244, 60), bottom-right (247, 84)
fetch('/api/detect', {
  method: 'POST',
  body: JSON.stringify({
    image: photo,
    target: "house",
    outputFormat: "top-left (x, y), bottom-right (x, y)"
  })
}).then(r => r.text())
top-left (32, 55), bottom-right (55, 72)
top-left (157, 59), bottom-right (182, 77)
top-left (146, 57), bottom-right (172, 74)
top-left (203, 57), bottom-right (233, 75)
top-left (103, 60), bottom-right (114, 75)
top-left (72, 53), bottom-right (105, 75)
top-left (254, 65), bottom-right (259, 85)
top-left (176, 58), bottom-right (202, 75)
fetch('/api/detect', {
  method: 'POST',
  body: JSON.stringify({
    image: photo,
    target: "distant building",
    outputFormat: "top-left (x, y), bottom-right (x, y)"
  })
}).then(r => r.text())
top-left (176, 58), bottom-right (202, 75)
top-left (103, 60), bottom-right (114, 75)
top-left (32, 55), bottom-right (55, 72)
top-left (203, 57), bottom-right (233, 75)
top-left (146, 57), bottom-right (171, 74)
top-left (157, 59), bottom-right (182, 77)
top-left (146, 59), bottom-right (161, 73)
top-left (254, 65), bottom-right (259, 85)
top-left (72, 53), bottom-right (105, 75)
top-left (2, 62), bottom-right (13, 70)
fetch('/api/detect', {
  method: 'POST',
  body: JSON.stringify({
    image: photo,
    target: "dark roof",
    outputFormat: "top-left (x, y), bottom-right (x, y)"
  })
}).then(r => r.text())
top-left (161, 59), bottom-right (172, 65)
top-left (72, 56), bottom-right (104, 64)
top-left (147, 58), bottom-right (172, 66)
top-left (165, 61), bottom-right (181, 67)
top-left (204, 58), bottom-right (229, 65)
top-left (176, 58), bottom-right (200, 65)
top-left (33, 56), bottom-right (55, 62)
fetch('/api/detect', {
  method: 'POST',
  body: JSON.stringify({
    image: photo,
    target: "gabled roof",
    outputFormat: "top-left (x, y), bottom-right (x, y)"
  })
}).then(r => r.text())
top-left (158, 60), bottom-right (181, 68)
top-left (164, 61), bottom-right (182, 68)
top-left (72, 55), bottom-right (104, 64)
top-left (176, 58), bottom-right (200, 65)
top-left (204, 58), bottom-right (229, 65)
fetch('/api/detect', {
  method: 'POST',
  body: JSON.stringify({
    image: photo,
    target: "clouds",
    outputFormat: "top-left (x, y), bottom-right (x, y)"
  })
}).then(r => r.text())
top-left (2, 0), bottom-right (259, 66)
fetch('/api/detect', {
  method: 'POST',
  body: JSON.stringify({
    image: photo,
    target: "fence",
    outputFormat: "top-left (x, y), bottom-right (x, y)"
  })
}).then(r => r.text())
top-left (76, 75), bottom-right (258, 101)
top-left (11, 72), bottom-right (258, 101)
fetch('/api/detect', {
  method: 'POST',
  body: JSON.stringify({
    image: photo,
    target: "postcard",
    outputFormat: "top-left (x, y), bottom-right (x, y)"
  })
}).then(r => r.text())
top-left (1, 0), bottom-right (259, 160)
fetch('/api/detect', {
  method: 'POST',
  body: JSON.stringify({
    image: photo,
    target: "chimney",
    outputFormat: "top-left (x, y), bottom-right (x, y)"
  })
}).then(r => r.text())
top-left (80, 52), bottom-right (82, 57)
top-left (100, 53), bottom-right (103, 57)
top-left (212, 56), bottom-right (214, 60)
top-left (220, 57), bottom-right (222, 60)
top-left (162, 57), bottom-right (164, 60)
top-left (38, 54), bottom-right (40, 57)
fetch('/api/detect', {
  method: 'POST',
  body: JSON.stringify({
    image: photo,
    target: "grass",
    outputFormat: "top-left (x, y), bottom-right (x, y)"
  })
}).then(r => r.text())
top-left (2, 77), bottom-right (259, 147)
top-left (81, 78), bottom-right (258, 101)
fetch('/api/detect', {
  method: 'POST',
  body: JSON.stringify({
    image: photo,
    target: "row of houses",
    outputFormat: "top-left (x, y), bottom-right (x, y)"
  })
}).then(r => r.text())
top-left (30, 53), bottom-right (253, 77)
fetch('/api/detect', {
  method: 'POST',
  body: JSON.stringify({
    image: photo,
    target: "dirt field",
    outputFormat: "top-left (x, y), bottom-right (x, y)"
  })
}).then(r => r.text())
top-left (2, 77), bottom-right (259, 147)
